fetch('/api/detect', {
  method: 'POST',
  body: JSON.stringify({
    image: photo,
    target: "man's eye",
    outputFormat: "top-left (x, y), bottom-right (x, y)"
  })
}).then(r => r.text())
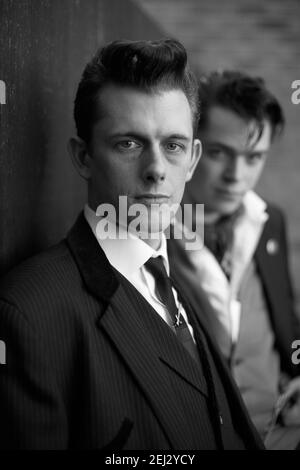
top-left (207, 148), bottom-right (226, 159)
top-left (166, 142), bottom-right (184, 152)
top-left (246, 153), bottom-right (264, 164)
top-left (116, 141), bottom-right (140, 151)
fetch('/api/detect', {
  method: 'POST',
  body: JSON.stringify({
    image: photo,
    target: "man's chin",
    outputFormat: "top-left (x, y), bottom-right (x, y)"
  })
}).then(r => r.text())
top-left (212, 200), bottom-right (242, 218)
top-left (128, 217), bottom-right (169, 240)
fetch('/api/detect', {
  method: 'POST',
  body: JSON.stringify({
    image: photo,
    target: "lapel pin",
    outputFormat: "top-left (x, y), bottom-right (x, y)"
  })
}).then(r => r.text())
top-left (266, 239), bottom-right (279, 255)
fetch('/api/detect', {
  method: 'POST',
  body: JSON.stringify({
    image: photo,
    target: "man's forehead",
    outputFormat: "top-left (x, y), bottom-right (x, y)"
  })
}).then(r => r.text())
top-left (94, 84), bottom-right (193, 136)
top-left (202, 105), bottom-right (272, 151)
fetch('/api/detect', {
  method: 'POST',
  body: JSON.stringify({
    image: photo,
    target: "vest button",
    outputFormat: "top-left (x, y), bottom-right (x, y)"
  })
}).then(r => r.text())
top-left (219, 414), bottom-right (223, 425)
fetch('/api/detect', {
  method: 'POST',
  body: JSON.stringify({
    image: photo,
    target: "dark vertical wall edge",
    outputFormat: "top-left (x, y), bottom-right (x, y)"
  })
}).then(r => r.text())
top-left (0, 0), bottom-right (164, 276)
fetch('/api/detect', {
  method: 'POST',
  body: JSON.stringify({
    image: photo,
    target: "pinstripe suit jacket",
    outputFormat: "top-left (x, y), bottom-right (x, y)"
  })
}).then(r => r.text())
top-left (0, 213), bottom-right (263, 449)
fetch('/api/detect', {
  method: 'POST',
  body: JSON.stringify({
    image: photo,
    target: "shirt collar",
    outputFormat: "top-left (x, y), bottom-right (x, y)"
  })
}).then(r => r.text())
top-left (84, 204), bottom-right (170, 278)
top-left (242, 190), bottom-right (269, 225)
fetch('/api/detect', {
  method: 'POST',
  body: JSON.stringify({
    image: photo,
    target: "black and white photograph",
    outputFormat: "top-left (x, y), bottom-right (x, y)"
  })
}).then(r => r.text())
top-left (0, 0), bottom-right (300, 453)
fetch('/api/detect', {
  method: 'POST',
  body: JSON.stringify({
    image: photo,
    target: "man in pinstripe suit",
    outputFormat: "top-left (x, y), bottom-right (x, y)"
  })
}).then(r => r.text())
top-left (0, 39), bottom-right (263, 450)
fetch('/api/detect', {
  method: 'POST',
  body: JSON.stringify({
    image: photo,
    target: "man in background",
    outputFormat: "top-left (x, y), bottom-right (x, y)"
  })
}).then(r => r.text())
top-left (171, 71), bottom-right (300, 449)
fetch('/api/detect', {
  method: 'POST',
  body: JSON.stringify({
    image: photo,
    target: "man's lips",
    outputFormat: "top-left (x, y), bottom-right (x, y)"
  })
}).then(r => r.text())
top-left (134, 194), bottom-right (170, 204)
top-left (215, 188), bottom-right (243, 199)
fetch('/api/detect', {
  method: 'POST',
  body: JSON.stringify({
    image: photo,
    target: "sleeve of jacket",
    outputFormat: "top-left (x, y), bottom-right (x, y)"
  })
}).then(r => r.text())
top-left (0, 299), bottom-right (68, 449)
top-left (274, 207), bottom-right (300, 376)
top-left (278, 209), bottom-right (300, 336)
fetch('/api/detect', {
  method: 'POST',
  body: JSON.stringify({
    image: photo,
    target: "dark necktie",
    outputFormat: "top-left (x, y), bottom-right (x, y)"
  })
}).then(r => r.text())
top-left (145, 256), bottom-right (200, 363)
top-left (145, 256), bottom-right (225, 448)
top-left (204, 207), bottom-right (244, 279)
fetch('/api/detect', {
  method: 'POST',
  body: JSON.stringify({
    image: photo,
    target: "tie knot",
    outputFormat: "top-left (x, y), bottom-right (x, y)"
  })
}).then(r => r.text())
top-left (145, 256), bottom-right (168, 281)
top-left (145, 255), bottom-right (178, 321)
top-left (145, 256), bottom-right (201, 365)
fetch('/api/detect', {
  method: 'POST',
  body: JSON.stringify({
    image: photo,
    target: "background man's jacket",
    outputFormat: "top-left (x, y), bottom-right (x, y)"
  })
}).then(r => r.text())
top-left (168, 204), bottom-right (300, 378)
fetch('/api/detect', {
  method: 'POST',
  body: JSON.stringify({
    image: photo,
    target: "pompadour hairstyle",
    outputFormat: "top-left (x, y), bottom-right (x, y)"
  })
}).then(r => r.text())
top-left (198, 70), bottom-right (285, 141)
top-left (74, 38), bottom-right (199, 143)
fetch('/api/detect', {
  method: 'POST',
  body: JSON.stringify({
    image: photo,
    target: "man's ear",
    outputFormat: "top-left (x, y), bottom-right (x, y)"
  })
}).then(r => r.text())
top-left (68, 136), bottom-right (92, 180)
top-left (186, 138), bottom-right (202, 182)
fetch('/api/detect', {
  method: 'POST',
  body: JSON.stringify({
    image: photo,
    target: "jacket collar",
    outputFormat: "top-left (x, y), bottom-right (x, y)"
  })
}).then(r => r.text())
top-left (66, 212), bottom-right (119, 302)
top-left (66, 211), bottom-right (208, 392)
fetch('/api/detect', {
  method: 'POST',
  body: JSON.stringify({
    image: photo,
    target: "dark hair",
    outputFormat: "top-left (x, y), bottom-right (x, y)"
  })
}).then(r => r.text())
top-left (198, 70), bottom-right (284, 141)
top-left (74, 38), bottom-right (199, 143)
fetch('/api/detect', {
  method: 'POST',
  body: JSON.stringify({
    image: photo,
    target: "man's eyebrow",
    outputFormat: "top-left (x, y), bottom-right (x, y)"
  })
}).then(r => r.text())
top-left (108, 133), bottom-right (191, 141)
top-left (205, 141), bottom-right (267, 155)
top-left (248, 148), bottom-right (268, 155)
top-left (108, 132), bottom-right (142, 139)
top-left (205, 141), bottom-right (234, 151)
top-left (167, 134), bottom-right (190, 141)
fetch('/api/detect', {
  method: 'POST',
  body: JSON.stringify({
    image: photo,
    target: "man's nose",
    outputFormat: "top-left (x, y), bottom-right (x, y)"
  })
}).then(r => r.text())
top-left (223, 155), bottom-right (245, 182)
top-left (142, 145), bottom-right (166, 184)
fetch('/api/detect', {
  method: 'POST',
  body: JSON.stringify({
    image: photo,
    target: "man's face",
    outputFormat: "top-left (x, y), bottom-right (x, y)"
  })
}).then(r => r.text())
top-left (80, 85), bottom-right (201, 235)
top-left (188, 105), bottom-right (272, 219)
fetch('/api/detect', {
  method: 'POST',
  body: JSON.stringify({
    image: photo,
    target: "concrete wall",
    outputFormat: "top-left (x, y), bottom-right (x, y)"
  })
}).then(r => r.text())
top-left (0, 0), bottom-right (163, 275)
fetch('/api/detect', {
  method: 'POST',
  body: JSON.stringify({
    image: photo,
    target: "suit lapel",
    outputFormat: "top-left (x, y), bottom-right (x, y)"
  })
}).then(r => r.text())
top-left (254, 212), bottom-right (298, 372)
top-left (66, 213), bottom-right (198, 449)
top-left (117, 274), bottom-right (209, 397)
top-left (254, 216), bottom-right (284, 324)
top-left (66, 214), bottom-right (263, 449)
top-left (101, 282), bottom-right (202, 449)
top-left (66, 213), bottom-right (118, 302)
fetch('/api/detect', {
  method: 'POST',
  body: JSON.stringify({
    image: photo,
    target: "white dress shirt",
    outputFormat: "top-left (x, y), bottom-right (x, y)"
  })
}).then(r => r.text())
top-left (181, 191), bottom-right (269, 354)
top-left (84, 204), bottom-right (196, 340)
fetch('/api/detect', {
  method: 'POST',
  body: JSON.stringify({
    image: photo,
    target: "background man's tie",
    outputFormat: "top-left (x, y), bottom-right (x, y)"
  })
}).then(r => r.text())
top-left (204, 206), bottom-right (244, 280)
top-left (145, 256), bottom-right (200, 363)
